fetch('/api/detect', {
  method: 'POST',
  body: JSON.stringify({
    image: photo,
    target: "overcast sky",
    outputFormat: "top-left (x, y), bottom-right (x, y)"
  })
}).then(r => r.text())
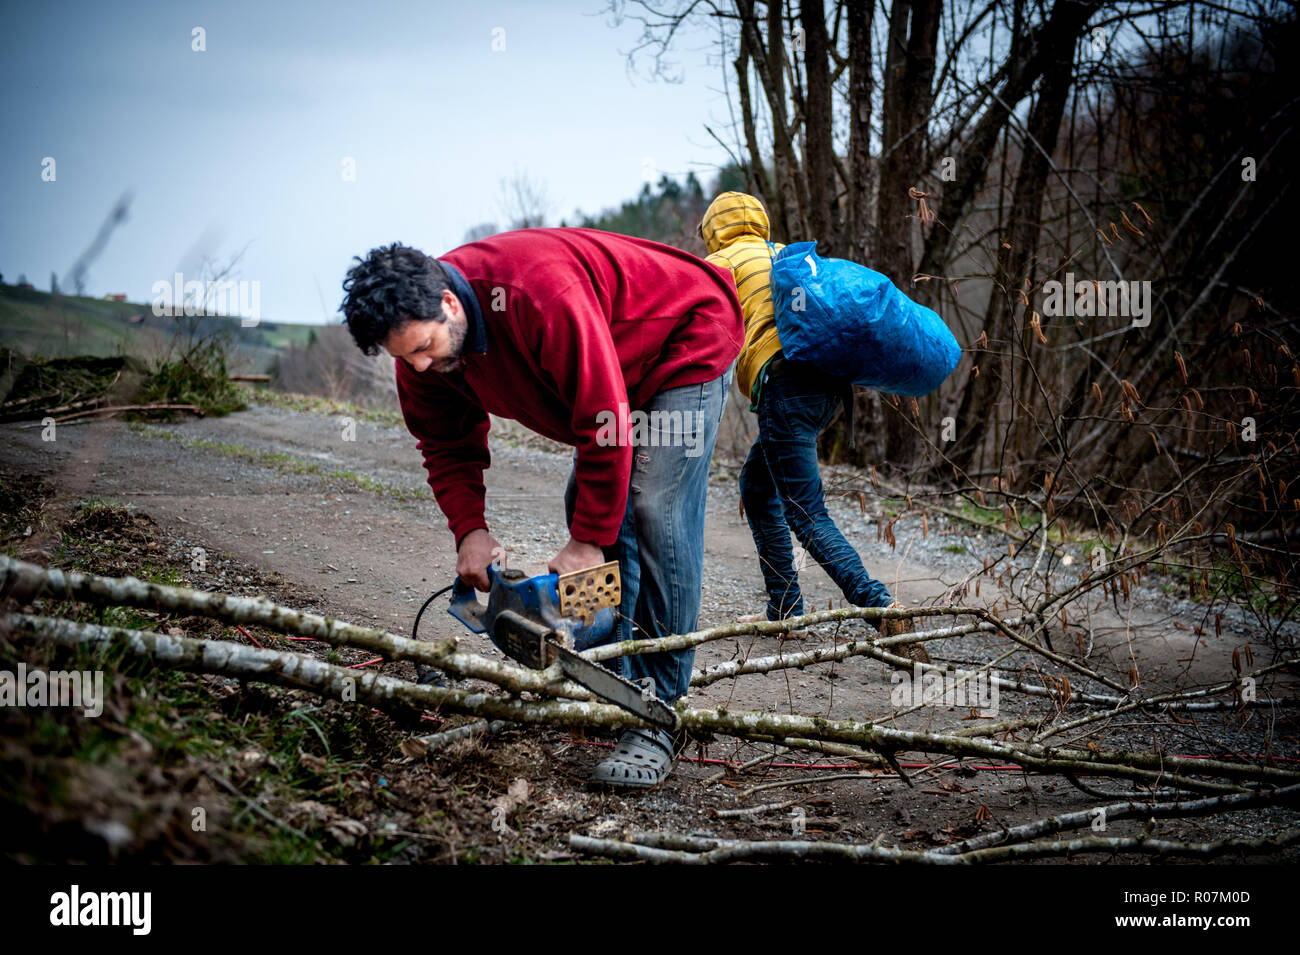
top-left (1, 0), bottom-right (734, 323)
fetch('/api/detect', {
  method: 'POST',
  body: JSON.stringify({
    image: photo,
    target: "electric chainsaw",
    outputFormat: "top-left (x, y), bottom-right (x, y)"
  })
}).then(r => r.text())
top-left (447, 561), bottom-right (678, 731)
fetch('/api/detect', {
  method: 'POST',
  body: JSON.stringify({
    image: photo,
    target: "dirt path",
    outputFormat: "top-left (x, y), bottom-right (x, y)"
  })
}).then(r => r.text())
top-left (4, 403), bottom-right (959, 713)
top-left (4, 399), bottom-right (1296, 863)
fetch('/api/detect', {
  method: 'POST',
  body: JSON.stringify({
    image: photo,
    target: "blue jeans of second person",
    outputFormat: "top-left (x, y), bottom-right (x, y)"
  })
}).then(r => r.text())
top-left (564, 370), bottom-right (731, 702)
top-left (739, 368), bottom-right (892, 622)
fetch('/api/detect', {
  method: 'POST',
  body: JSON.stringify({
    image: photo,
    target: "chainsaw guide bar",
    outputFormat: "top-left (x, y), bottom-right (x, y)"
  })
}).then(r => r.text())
top-left (490, 610), bottom-right (677, 730)
top-left (447, 562), bottom-right (677, 731)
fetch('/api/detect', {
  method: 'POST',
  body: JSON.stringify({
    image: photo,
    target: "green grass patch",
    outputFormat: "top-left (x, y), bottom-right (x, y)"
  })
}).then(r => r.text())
top-left (876, 497), bottom-right (904, 518)
top-left (127, 423), bottom-right (420, 500)
top-left (952, 498), bottom-right (1068, 543)
top-left (0, 484), bottom-right (453, 864)
top-left (245, 385), bottom-right (403, 428)
top-left (136, 336), bottom-right (246, 417)
top-left (1151, 553), bottom-right (1298, 617)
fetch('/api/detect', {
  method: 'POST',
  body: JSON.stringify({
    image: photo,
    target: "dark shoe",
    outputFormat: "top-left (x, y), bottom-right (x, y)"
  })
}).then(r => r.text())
top-left (878, 604), bottom-right (930, 665)
top-left (415, 664), bottom-right (447, 687)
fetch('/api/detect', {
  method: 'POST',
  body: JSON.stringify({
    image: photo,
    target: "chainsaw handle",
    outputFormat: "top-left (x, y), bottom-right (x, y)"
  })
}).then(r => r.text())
top-left (446, 563), bottom-right (503, 633)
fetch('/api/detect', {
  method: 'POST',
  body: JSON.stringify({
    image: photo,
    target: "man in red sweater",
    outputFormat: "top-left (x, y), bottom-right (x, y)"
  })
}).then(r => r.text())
top-left (341, 229), bottom-right (742, 787)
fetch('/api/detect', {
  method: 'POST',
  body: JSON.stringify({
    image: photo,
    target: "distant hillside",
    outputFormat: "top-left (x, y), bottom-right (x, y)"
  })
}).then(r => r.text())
top-left (0, 282), bottom-right (316, 372)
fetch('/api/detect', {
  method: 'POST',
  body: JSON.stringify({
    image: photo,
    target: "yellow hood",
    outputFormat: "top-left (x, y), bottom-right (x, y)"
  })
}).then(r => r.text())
top-left (701, 191), bottom-right (781, 407)
top-left (701, 191), bottom-right (770, 253)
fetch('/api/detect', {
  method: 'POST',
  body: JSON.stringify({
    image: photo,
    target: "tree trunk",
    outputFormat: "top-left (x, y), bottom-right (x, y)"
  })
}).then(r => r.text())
top-left (947, 10), bottom-right (1083, 476)
top-left (915, 0), bottom-right (1100, 284)
top-left (800, 0), bottom-right (839, 252)
top-left (743, 0), bottom-right (806, 239)
top-left (845, 0), bottom-right (876, 264)
top-left (874, 0), bottom-right (941, 470)
top-left (734, 1), bottom-right (775, 206)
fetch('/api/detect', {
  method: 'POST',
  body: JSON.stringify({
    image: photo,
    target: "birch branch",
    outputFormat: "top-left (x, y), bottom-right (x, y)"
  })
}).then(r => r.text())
top-left (1, 612), bottom-right (655, 732)
top-left (590, 601), bottom-right (1127, 694)
top-left (7, 612), bottom-right (1297, 794)
top-left (585, 606), bottom-right (1037, 662)
top-left (690, 617), bottom-right (1031, 687)
top-left (0, 555), bottom-right (595, 702)
top-left (712, 799), bottom-right (806, 818)
top-left (26, 556), bottom-right (1276, 724)
top-left (416, 720), bottom-right (514, 753)
top-left (935, 783), bottom-right (1300, 854)
top-left (569, 827), bottom-right (1300, 864)
top-left (680, 705), bottom-right (1294, 792)
top-left (696, 623), bottom-right (1291, 715)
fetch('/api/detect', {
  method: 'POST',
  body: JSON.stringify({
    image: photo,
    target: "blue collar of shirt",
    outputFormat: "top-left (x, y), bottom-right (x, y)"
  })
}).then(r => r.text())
top-left (440, 261), bottom-right (487, 355)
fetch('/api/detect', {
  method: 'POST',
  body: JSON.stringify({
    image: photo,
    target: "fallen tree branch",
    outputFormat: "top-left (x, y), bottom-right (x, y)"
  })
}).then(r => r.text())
top-left (569, 827), bottom-right (1300, 864)
top-left (680, 706), bottom-right (1290, 793)
top-left (21, 556), bottom-right (1279, 731)
top-left (585, 606), bottom-right (1037, 662)
top-left (416, 720), bottom-right (514, 753)
top-left (51, 403), bottom-right (200, 423)
top-left (2, 612), bottom-right (658, 731)
top-left (690, 616), bottom-right (1032, 687)
top-left (7, 550), bottom-right (1298, 797)
top-left (0, 555), bottom-right (596, 702)
top-left (740, 772), bottom-right (886, 800)
top-left (936, 783), bottom-right (1300, 854)
top-left (593, 600), bottom-right (1127, 694)
top-left (712, 798), bottom-right (805, 818)
top-left (12, 612), bottom-right (1292, 792)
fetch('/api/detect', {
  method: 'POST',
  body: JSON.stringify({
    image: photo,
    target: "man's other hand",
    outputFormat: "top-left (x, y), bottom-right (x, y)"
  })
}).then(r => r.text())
top-left (549, 537), bottom-right (605, 577)
top-left (457, 528), bottom-right (502, 592)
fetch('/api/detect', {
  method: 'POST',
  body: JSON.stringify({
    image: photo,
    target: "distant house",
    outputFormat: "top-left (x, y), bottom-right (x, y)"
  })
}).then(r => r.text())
top-left (104, 293), bottom-right (127, 302)
top-left (18, 283), bottom-right (35, 290)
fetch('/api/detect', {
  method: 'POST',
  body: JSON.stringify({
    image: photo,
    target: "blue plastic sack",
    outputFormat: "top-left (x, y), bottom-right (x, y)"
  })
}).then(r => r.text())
top-left (768, 240), bottom-right (961, 397)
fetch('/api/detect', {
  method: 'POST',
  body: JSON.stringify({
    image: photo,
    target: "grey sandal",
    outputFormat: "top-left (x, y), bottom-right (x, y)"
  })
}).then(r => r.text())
top-left (592, 728), bottom-right (675, 788)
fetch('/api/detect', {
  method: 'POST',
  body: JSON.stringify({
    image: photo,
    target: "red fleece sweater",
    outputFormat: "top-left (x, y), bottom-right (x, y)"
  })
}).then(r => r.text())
top-left (395, 228), bottom-right (743, 547)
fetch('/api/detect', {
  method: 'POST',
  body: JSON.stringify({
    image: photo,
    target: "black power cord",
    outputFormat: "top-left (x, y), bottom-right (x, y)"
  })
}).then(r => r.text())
top-left (412, 582), bottom-right (455, 687)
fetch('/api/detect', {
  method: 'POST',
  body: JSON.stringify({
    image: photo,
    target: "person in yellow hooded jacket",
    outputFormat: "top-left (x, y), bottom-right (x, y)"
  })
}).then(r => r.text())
top-left (701, 191), bottom-right (928, 662)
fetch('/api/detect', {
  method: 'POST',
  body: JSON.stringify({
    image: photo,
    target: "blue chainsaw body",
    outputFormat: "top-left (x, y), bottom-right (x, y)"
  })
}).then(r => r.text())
top-left (447, 564), bottom-right (615, 656)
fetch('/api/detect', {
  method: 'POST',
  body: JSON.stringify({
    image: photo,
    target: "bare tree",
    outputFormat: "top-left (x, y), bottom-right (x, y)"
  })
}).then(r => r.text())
top-left (606, 0), bottom-right (1298, 664)
top-left (463, 222), bottom-right (500, 243)
top-left (271, 324), bottom-right (398, 408)
top-left (498, 170), bottom-right (552, 229)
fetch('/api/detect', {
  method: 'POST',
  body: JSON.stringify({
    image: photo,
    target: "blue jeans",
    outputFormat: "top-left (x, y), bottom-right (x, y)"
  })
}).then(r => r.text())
top-left (739, 366), bottom-right (892, 622)
top-left (565, 370), bottom-right (731, 702)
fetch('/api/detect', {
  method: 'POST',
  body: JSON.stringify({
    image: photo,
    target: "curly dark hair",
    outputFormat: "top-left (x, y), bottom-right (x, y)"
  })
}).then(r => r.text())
top-left (340, 242), bottom-right (451, 356)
